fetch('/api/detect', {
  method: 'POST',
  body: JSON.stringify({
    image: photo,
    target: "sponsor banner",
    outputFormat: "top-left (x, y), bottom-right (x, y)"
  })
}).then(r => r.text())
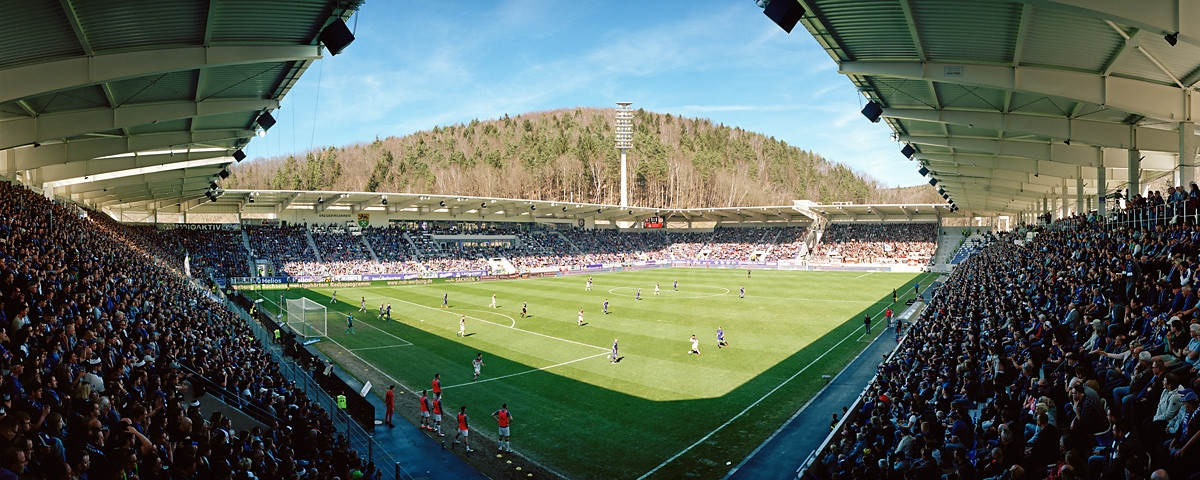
top-left (362, 273), bottom-right (421, 281)
top-left (229, 276), bottom-right (290, 285)
top-left (231, 283), bottom-right (290, 291)
top-left (385, 278), bottom-right (435, 286)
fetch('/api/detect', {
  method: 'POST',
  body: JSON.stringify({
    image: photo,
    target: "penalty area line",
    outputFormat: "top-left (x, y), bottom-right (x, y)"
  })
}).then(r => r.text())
top-left (443, 352), bottom-right (611, 390)
top-left (355, 317), bottom-right (414, 346)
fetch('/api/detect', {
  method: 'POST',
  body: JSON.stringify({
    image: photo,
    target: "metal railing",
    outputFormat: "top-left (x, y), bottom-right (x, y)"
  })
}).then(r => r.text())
top-left (224, 296), bottom-right (414, 480)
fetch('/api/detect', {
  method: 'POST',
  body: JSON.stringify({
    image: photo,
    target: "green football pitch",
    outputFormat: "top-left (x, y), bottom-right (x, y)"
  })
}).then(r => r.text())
top-left (255, 268), bottom-right (935, 479)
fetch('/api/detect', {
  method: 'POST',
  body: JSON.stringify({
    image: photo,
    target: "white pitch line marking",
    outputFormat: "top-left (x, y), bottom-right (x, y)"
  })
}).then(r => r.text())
top-left (354, 317), bottom-right (414, 346)
top-left (348, 344), bottom-right (410, 352)
top-left (443, 352), bottom-right (612, 390)
top-left (636, 294), bottom-right (902, 480)
top-left (458, 308), bottom-right (516, 328)
top-left (374, 293), bottom-right (608, 351)
top-left (605, 286), bottom-right (729, 299)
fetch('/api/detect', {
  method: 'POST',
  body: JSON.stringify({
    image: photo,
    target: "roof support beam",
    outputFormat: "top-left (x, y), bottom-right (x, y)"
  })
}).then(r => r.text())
top-left (0, 98), bottom-right (278, 151)
top-left (277, 193), bottom-right (302, 214)
top-left (37, 151), bottom-right (228, 184)
top-left (839, 60), bottom-right (1197, 123)
top-left (900, 134), bottom-right (1102, 167)
top-left (0, 45), bottom-right (321, 105)
top-left (3, 129), bottom-right (253, 172)
top-left (63, 166), bottom-right (222, 195)
top-left (1015, 0), bottom-right (1200, 50)
top-left (883, 108), bottom-right (1183, 152)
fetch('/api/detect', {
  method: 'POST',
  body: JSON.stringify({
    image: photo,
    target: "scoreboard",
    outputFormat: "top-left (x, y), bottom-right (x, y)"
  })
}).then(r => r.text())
top-left (643, 216), bottom-right (663, 228)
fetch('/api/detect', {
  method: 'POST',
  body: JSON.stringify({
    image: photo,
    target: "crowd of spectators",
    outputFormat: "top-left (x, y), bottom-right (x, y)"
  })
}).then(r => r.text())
top-left (809, 217), bottom-right (1200, 480)
top-left (213, 222), bottom-right (932, 277)
top-left (1108, 183), bottom-right (1200, 230)
top-left (0, 181), bottom-right (380, 479)
top-left (360, 227), bottom-right (423, 275)
top-left (558, 230), bottom-right (671, 264)
top-left (812, 223), bottom-right (936, 264)
top-left (772, 226), bottom-right (811, 260)
top-left (244, 226), bottom-right (318, 277)
top-left (158, 227), bottom-right (250, 279)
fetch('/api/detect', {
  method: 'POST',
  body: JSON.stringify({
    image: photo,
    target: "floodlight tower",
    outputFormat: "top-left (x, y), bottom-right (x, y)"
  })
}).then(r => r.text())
top-left (615, 102), bottom-right (634, 207)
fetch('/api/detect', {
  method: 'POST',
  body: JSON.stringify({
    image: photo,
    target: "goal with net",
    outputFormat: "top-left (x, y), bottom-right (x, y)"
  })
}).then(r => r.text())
top-left (285, 297), bottom-right (327, 339)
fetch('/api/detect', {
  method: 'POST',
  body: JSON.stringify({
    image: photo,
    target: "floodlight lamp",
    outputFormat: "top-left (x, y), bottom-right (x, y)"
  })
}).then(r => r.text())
top-left (1166, 32), bottom-right (1179, 46)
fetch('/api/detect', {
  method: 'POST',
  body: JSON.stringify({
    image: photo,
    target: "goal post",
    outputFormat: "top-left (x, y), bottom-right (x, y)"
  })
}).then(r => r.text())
top-left (285, 297), bottom-right (328, 339)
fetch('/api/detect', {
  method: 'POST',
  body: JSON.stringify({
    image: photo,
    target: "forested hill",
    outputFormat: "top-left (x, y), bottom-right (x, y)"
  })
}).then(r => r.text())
top-left (226, 107), bottom-right (937, 207)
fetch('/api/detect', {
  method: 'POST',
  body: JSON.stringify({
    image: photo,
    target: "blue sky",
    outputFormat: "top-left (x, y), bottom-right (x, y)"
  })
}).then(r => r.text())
top-left (247, 0), bottom-right (926, 188)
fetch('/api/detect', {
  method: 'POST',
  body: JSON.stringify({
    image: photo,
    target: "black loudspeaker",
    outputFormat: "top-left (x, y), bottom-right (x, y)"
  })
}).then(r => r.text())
top-left (233, 149), bottom-right (246, 162)
top-left (257, 111), bottom-right (276, 131)
top-left (219, 169), bottom-right (230, 179)
top-left (320, 18), bottom-right (355, 55)
top-left (861, 101), bottom-right (883, 123)
top-left (901, 144), bottom-right (915, 158)
top-left (764, 0), bottom-right (805, 34)
top-left (928, 178), bottom-right (938, 186)
top-left (943, 193), bottom-right (949, 199)
top-left (918, 166), bottom-right (929, 177)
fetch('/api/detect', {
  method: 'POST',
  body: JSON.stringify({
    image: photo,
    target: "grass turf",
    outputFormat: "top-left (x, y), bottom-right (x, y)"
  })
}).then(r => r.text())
top-left (254, 268), bottom-right (935, 479)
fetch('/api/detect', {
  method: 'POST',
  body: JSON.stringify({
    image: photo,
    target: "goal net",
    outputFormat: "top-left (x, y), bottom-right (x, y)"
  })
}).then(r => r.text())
top-left (285, 297), bottom-right (327, 339)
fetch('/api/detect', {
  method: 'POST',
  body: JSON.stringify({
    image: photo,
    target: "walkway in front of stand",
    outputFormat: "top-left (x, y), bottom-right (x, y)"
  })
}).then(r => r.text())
top-left (725, 299), bottom-right (924, 480)
top-left (333, 374), bottom-right (487, 480)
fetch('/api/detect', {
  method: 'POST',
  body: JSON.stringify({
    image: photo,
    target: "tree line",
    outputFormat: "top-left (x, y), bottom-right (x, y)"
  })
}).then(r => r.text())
top-left (226, 107), bottom-right (942, 207)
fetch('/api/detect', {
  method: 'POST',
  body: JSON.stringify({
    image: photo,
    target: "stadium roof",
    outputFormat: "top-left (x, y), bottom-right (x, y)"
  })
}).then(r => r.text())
top-left (783, 0), bottom-right (1200, 216)
top-left (172, 189), bottom-right (950, 224)
top-left (0, 0), bottom-right (360, 211)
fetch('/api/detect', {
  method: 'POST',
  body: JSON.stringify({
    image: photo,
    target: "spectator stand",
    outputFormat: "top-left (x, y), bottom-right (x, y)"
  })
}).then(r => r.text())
top-left (781, 282), bottom-right (940, 480)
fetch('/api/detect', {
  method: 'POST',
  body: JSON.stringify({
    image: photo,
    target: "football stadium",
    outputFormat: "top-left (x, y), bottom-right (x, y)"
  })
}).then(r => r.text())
top-left (3, 1), bottom-right (1200, 480)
